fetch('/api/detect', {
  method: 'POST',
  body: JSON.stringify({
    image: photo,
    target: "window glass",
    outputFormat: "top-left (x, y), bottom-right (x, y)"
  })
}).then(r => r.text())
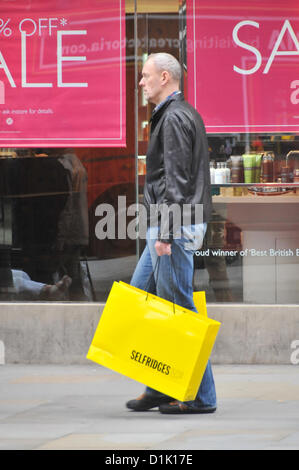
top-left (0, 5), bottom-right (136, 302)
top-left (0, 0), bottom-right (298, 305)
top-left (136, 0), bottom-right (299, 305)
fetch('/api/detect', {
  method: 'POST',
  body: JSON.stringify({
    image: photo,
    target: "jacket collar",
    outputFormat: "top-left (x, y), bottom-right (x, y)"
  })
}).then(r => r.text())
top-left (150, 92), bottom-right (183, 123)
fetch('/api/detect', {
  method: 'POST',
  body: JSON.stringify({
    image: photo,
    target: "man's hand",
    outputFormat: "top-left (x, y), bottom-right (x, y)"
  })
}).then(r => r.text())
top-left (155, 240), bottom-right (172, 256)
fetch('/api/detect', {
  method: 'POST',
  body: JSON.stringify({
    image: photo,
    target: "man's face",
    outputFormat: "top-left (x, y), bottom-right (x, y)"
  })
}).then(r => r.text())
top-left (139, 59), bottom-right (164, 105)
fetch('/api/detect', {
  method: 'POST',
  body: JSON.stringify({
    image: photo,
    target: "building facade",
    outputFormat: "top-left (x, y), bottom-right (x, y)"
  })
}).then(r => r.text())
top-left (0, 0), bottom-right (298, 364)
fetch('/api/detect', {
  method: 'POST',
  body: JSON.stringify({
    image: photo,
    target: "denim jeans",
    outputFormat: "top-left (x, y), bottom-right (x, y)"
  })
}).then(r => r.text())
top-left (12, 270), bottom-right (44, 299)
top-left (130, 224), bottom-right (217, 409)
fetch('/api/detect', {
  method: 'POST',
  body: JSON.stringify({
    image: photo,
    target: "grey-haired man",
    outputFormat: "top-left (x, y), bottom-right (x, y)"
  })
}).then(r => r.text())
top-left (126, 53), bottom-right (216, 414)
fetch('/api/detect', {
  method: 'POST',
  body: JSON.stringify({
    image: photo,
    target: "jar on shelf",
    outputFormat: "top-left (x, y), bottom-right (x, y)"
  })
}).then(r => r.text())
top-left (281, 165), bottom-right (292, 183)
top-left (293, 168), bottom-right (299, 183)
top-left (286, 151), bottom-right (299, 170)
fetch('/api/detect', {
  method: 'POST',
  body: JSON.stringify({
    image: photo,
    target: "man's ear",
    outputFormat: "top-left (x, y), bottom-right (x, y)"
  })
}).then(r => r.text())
top-left (161, 70), bottom-right (170, 85)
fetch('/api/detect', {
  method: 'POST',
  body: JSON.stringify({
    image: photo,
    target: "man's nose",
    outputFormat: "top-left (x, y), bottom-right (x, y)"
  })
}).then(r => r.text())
top-left (139, 77), bottom-right (144, 86)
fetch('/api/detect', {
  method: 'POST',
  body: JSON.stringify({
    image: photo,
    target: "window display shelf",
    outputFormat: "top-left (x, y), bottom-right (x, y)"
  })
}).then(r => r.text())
top-left (213, 194), bottom-right (299, 203)
top-left (211, 183), bottom-right (299, 188)
top-left (211, 183), bottom-right (299, 203)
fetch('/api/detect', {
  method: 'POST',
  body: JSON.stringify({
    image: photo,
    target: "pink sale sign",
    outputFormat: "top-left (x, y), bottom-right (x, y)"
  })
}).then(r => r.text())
top-left (186, 0), bottom-right (299, 133)
top-left (0, 0), bottom-right (126, 147)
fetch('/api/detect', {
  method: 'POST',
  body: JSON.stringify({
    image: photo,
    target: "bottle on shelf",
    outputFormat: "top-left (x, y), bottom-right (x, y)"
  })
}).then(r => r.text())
top-left (230, 155), bottom-right (244, 196)
top-left (210, 161), bottom-right (215, 184)
top-left (261, 153), bottom-right (274, 183)
top-left (293, 168), bottom-right (299, 194)
top-left (224, 161), bottom-right (231, 183)
top-left (230, 156), bottom-right (244, 183)
top-left (215, 162), bottom-right (226, 184)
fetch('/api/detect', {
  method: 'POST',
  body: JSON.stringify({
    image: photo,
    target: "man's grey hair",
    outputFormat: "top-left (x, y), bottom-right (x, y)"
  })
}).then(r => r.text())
top-left (148, 53), bottom-right (182, 82)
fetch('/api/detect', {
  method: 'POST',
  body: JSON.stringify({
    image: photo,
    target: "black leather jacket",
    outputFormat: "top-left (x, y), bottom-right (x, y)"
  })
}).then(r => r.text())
top-left (144, 93), bottom-right (212, 243)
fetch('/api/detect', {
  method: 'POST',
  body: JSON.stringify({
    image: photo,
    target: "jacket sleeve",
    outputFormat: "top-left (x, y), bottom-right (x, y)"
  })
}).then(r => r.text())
top-left (158, 112), bottom-right (194, 243)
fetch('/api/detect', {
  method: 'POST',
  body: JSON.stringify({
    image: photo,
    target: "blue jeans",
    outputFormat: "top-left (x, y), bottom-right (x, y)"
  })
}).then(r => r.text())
top-left (12, 270), bottom-right (45, 299)
top-left (130, 224), bottom-right (217, 409)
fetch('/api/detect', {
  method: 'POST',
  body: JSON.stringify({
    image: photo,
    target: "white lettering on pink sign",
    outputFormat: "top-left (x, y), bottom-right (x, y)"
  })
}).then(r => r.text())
top-left (187, 0), bottom-right (299, 133)
top-left (0, 0), bottom-right (126, 147)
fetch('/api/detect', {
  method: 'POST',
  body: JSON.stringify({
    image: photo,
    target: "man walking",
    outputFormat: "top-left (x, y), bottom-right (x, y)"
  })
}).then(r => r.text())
top-left (126, 53), bottom-right (216, 414)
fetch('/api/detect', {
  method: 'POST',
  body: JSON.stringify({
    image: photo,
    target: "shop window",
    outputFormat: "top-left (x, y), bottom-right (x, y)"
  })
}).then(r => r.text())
top-left (0, 0), bottom-right (298, 305)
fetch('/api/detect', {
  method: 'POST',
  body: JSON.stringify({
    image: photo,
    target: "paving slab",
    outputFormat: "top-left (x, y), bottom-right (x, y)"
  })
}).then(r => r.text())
top-left (0, 364), bottom-right (298, 450)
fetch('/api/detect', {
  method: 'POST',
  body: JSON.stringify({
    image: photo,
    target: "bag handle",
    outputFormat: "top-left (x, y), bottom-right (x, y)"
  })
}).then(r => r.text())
top-left (144, 256), bottom-right (160, 295)
top-left (145, 255), bottom-right (179, 315)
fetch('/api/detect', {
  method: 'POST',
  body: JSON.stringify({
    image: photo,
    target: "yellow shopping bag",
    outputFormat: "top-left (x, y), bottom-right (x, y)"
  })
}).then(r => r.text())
top-left (86, 281), bottom-right (221, 402)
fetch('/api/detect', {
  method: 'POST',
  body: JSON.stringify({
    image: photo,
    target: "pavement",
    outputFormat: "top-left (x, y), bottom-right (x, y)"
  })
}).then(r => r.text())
top-left (0, 363), bottom-right (298, 451)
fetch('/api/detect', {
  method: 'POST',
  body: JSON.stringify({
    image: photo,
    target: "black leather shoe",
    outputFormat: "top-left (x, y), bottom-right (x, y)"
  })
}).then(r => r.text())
top-left (126, 393), bottom-right (173, 411)
top-left (159, 400), bottom-right (216, 414)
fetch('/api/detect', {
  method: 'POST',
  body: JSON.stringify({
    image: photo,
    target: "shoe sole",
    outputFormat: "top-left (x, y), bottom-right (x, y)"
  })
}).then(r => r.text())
top-left (159, 406), bottom-right (217, 414)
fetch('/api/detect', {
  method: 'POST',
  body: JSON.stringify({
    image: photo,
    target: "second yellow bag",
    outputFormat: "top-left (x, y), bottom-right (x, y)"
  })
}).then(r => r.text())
top-left (86, 281), bottom-right (220, 402)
